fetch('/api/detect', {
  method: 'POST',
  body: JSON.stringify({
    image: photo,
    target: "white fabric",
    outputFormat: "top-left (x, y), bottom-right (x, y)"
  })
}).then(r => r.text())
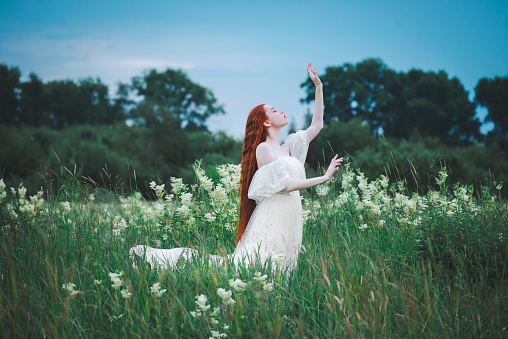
top-left (130, 129), bottom-right (310, 271)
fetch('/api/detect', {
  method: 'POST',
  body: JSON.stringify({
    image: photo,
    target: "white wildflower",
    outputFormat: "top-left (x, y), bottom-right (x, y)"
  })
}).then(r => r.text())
top-left (150, 282), bottom-right (167, 297)
top-left (195, 294), bottom-right (211, 311)
top-left (150, 181), bottom-right (166, 200)
top-left (60, 201), bottom-right (71, 213)
top-left (121, 289), bottom-right (131, 299)
top-left (201, 176), bottom-right (214, 191)
top-left (217, 288), bottom-right (236, 305)
top-left (263, 283), bottom-right (274, 292)
top-left (316, 185), bottom-right (329, 196)
top-left (62, 282), bottom-right (80, 295)
top-left (211, 307), bottom-right (221, 317)
top-left (359, 224), bottom-right (368, 230)
top-left (180, 192), bottom-right (193, 206)
top-left (302, 210), bottom-right (312, 222)
top-left (109, 272), bottom-right (123, 290)
top-left (170, 177), bottom-right (185, 195)
top-left (337, 193), bottom-right (348, 205)
top-left (210, 184), bottom-right (229, 208)
top-left (176, 205), bottom-right (190, 217)
top-left (229, 278), bottom-right (247, 291)
top-left (204, 212), bottom-right (216, 223)
top-left (210, 330), bottom-right (227, 338)
top-left (253, 272), bottom-right (268, 282)
top-left (0, 179), bottom-right (7, 203)
top-left (218, 163), bottom-right (241, 191)
top-left (270, 252), bottom-right (286, 266)
top-left (379, 175), bottom-right (389, 190)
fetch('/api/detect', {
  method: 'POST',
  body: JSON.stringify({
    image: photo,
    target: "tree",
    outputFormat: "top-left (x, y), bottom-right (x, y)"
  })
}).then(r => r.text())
top-left (301, 58), bottom-right (396, 134)
top-left (39, 77), bottom-right (118, 129)
top-left (0, 64), bottom-right (21, 125)
top-left (301, 58), bottom-right (481, 145)
top-left (19, 73), bottom-right (49, 127)
top-left (77, 77), bottom-right (120, 125)
top-left (129, 68), bottom-right (224, 131)
top-left (475, 76), bottom-right (508, 152)
top-left (386, 70), bottom-right (481, 145)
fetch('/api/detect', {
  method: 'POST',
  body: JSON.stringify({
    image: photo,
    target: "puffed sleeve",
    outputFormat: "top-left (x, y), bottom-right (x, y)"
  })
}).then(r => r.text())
top-left (284, 129), bottom-right (310, 165)
top-left (248, 158), bottom-right (292, 203)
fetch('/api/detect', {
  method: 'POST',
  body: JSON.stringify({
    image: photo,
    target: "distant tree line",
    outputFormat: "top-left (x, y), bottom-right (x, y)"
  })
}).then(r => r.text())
top-left (301, 58), bottom-right (507, 151)
top-left (0, 60), bottom-right (507, 198)
top-left (0, 64), bottom-right (224, 131)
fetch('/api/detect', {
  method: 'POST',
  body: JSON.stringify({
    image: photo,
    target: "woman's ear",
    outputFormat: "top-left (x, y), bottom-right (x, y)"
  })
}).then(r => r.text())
top-left (263, 120), bottom-right (271, 127)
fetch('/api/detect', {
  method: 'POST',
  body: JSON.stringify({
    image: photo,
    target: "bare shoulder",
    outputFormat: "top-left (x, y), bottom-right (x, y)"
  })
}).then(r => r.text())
top-left (256, 142), bottom-right (277, 167)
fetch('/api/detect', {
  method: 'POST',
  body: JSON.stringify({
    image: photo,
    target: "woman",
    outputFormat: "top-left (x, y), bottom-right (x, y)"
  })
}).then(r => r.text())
top-left (130, 63), bottom-right (343, 271)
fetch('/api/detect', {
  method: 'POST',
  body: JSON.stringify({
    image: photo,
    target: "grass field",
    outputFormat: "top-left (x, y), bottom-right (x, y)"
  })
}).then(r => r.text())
top-left (1, 161), bottom-right (507, 338)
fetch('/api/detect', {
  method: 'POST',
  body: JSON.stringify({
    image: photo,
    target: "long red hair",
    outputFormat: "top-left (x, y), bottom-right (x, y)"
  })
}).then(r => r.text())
top-left (236, 104), bottom-right (268, 244)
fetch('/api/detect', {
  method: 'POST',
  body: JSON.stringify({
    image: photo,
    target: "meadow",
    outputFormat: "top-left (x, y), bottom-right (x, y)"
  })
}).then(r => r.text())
top-left (1, 160), bottom-right (507, 338)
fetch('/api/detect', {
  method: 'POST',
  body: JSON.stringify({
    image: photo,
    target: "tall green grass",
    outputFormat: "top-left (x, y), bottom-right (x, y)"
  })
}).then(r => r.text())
top-left (0, 160), bottom-right (507, 338)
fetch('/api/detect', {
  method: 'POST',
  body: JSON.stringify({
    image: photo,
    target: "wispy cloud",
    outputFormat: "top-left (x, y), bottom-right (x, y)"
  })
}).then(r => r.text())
top-left (118, 59), bottom-right (196, 70)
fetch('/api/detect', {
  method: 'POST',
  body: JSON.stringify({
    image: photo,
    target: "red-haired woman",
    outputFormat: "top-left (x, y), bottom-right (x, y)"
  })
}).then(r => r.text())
top-left (130, 63), bottom-right (343, 271)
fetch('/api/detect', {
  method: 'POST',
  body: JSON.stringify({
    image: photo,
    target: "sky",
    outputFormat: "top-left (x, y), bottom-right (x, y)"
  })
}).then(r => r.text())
top-left (1, 0), bottom-right (507, 138)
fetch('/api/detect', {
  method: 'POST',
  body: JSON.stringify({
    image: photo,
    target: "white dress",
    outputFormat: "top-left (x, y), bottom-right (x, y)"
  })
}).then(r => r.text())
top-left (130, 130), bottom-right (309, 271)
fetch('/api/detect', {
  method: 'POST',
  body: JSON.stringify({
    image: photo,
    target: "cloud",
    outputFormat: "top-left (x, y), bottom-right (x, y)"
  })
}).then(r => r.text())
top-left (118, 59), bottom-right (196, 70)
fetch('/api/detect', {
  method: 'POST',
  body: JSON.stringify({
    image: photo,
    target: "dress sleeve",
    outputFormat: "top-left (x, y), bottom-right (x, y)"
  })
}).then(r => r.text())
top-left (285, 129), bottom-right (310, 165)
top-left (248, 159), bottom-right (292, 203)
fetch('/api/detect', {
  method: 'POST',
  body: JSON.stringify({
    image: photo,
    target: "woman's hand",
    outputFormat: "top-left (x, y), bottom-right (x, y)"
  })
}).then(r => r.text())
top-left (307, 62), bottom-right (322, 87)
top-left (324, 155), bottom-right (343, 181)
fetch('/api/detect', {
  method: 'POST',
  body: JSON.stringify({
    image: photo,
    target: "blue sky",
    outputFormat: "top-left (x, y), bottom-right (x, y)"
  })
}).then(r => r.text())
top-left (1, 0), bottom-right (507, 138)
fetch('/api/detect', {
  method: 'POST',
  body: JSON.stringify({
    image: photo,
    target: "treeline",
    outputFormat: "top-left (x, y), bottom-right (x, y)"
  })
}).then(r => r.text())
top-left (302, 58), bottom-right (507, 150)
top-left (0, 60), bottom-right (507, 198)
top-left (0, 65), bottom-right (224, 131)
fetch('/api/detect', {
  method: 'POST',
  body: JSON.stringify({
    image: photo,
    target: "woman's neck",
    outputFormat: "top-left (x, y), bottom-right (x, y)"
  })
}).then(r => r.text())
top-left (265, 127), bottom-right (281, 146)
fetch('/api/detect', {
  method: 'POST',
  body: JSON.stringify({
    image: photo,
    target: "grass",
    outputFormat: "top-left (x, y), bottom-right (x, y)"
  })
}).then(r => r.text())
top-left (0, 161), bottom-right (507, 338)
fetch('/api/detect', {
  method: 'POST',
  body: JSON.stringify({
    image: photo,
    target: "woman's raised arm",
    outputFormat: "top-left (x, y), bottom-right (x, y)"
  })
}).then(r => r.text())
top-left (306, 62), bottom-right (323, 143)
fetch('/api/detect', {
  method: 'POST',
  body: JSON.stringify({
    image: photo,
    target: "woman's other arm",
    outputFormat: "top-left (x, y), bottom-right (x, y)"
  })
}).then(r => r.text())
top-left (283, 155), bottom-right (343, 193)
top-left (305, 62), bottom-right (323, 143)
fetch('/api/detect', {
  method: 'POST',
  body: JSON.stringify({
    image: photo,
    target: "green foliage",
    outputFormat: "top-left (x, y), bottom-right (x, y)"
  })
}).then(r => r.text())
top-left (475, 76), bottom-right (508, 152)
top-left (0, 63), bottom-right (224, 132)
top-left (0, 63), bottom-right (122, 128)
top-left (128, 68), bottom-right (225, 131)
top-left (301, 58), bottom-right (481, 145)
top-left (0, 64), bottom-right (21, 125)
top-left (0, 124), bottom-right (242, 199)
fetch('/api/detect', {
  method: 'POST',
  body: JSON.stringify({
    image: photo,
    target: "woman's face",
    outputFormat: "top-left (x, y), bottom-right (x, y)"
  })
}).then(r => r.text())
top-left (263, 105), bottom-right (288, 128)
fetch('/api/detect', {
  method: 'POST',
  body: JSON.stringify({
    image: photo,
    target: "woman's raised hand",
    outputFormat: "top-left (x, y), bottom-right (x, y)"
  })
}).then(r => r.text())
top-left (307, 62), bottom-right (322, 87)
top-left (324, 155), bottom-right (343, 181)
